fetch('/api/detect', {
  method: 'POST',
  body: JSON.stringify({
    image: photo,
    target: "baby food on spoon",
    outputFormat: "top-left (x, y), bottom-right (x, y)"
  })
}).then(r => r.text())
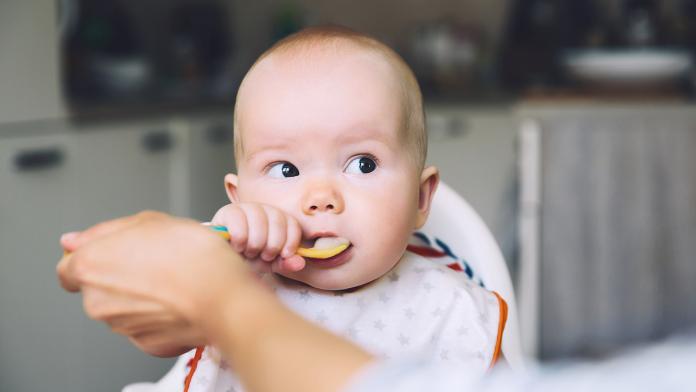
top-left (208, 225), bottom-right (350, 260)
top-left (296, 237), bottom-right (350, 259)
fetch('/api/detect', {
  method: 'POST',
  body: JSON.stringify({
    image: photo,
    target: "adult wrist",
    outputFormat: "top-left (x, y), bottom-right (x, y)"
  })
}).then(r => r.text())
top-left (203, 267), bottom-right (281, 352)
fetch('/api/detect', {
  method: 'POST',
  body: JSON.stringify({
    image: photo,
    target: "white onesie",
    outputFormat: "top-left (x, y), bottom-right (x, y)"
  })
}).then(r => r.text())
top-left (144, 251), bottom-right (506, 392)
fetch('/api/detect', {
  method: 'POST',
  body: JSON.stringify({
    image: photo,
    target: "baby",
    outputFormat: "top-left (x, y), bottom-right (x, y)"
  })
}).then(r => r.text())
top-left (140, 26), bottom-right (506, 392)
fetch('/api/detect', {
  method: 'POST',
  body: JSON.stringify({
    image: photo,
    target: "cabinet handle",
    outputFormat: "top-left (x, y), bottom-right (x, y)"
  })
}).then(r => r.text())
top-left (447, 117), bottom-right (469, 138)
top-left (142, 131), bottom-right (173, 153)
top-left (206, 125), bottom-right (232, 145)
top-left (14, 148), bottom-right (65, 171)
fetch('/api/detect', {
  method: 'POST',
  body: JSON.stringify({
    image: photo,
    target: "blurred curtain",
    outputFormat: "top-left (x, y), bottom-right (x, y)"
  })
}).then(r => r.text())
top-left (537, 109), bottom-right (696, 359)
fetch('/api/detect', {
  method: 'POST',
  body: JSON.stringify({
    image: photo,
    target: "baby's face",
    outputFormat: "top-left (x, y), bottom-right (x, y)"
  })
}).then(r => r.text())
top-left (232, 50), bottom-right (423, 290)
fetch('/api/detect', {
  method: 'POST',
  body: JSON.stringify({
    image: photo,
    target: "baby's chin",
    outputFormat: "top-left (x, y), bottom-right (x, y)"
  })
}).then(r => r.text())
top-left (280, 265), bottom-right (388, 291)
top-left (276, 267), bottom-right (383, 291)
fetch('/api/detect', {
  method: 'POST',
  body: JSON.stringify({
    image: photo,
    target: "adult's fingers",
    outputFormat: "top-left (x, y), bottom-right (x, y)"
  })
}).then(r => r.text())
top-left (129, 333), bottom-right (198, 358)
top-left (60, 231), bottom-right (81, 252)
top-left (57, 211), bottom-right (170, 292)
top-left (60, 211), bottom-right (162, 252)
top-left (247, 258), bottom-right (273, 274)
top-left (56, 253), bottom-right (81, 292)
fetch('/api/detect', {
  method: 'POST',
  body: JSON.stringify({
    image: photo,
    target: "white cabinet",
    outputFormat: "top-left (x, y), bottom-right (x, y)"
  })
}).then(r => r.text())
top-left (0, 122), bottom-right (179, 391)
top-left (516, 105), bottom-right (696, 360)
top-left (425, 106), bottom-right (517, 262)
top-left (0, 115), bottom-right (234, 392)
top-left (175, 114), bottom-right (236, 221)
top-left (72, 123), bottom-right (174, 220)
top-left (0, 114), bottom-right (236, 391)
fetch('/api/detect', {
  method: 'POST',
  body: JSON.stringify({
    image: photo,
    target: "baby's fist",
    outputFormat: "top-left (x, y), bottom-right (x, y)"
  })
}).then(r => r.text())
top-left (210, 203), bottom-right (305, 272)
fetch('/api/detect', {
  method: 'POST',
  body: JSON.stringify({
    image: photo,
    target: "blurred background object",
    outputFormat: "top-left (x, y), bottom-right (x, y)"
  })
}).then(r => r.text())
top-left (407, 21), bottom-right (484, 97)
top-left (516, 105), bottom-right (696, 360)
top-left (62, 0), bottom-right (235, 115)
top-left (1, 0), bottom-right (696, 390)
top-left (560, 49), bottom-right (692, 87)
top-left (499, 0), bottom-right (696, 97)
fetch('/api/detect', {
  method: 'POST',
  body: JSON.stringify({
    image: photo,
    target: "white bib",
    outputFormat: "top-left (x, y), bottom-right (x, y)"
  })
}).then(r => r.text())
top-left (164, 251), bottom-right (505, 392)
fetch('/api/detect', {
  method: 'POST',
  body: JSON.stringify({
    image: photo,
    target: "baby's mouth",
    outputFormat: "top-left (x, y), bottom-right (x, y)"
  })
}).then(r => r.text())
top-left (297, 237), bottom-right (351, 259)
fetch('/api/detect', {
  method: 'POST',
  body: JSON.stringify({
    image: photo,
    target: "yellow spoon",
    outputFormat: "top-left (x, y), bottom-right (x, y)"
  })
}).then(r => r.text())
top-left (296, 243), bottom-right (349, 259)
top-left (209, 225), bottom-right (349, 259)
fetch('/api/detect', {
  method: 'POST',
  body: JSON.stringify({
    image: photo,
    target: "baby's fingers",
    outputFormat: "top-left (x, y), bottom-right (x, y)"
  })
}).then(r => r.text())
top-left (282, 216), bottom-right (303, 259)
top-left (260, 206), bottom-right (286, 262)
top-left (211, 205), bottom-right (249, 254)
top-left (273, 255), bottom-right (306, 274)
top-left (239, 204), bottom-right (267, 260)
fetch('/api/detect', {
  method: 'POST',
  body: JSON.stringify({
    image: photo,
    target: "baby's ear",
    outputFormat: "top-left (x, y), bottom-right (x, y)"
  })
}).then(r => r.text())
top-left (415, 166), bottom-right (439, 229)
top-left (224, 173), bottom-right (240, 203)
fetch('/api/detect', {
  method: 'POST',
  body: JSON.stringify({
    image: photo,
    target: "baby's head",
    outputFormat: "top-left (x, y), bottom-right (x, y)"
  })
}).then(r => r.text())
top-left (225, 26), bottom-right (439, 290)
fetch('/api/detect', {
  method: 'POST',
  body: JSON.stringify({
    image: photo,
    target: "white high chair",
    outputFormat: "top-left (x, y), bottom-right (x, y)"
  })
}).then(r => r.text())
top-left (416, 181), bottom-right (526, 371)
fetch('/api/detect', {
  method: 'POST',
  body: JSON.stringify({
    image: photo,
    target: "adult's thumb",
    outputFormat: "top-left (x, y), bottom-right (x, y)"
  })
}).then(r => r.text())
top-left (60, 231), bottom-right (82, 252)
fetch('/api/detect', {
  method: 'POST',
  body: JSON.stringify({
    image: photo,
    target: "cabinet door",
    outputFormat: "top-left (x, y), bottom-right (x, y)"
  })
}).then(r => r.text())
top-left (71, 123), bottom-right (173, 222)
top-left (0, 125), bottom-right (175, 392)
top-left (529, 111), bottom-right (696, 360)
top-left (425, 108), bottom-right (517, 254)
top-left (183, 115), bottom-right (236, 221)
top-left (0, 132), bottom-right (85, 391)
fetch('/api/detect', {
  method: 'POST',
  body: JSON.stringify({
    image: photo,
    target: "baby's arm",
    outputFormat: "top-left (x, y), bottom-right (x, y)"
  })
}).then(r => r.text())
top-left (211, 203), bottom-right (306, 273)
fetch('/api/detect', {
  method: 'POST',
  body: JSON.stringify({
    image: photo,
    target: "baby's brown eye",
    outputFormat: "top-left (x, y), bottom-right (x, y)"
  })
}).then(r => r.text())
top-left (358, 157), bottom-right (376, 173)
top-left (282, 162), bottom-right (299, 177)
top-left (346, 156), bottom-right (377, 174)
top-left (268, 162), bottom-right (299, 178)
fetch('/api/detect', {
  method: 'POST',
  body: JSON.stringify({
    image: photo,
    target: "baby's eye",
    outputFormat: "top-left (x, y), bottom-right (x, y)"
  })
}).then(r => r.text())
top-left (268, 162), bottom-right (300, 178)
top-left (345, 156), bottom-right (377, 174)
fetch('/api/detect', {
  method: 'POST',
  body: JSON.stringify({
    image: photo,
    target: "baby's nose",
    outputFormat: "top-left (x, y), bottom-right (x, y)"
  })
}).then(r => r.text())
top-left (302, 182), bottom-right (344, 215)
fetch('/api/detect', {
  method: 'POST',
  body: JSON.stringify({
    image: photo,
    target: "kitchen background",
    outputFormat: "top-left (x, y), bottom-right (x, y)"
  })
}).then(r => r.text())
top-left (1, 1), bottom-right (695, 391)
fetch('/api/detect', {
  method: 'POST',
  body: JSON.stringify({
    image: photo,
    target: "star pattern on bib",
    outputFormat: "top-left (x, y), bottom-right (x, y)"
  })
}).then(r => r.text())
top-left (398, 334), bottom-right (410, 346)
top-left (378, 292), bottom-right (391, 303)
top-left (298, 289), bottom-right (311, 301)
top-left (404, 307), bottom-right (416, 319)
top-left (182, 252), bottom-right (502, 392)
top-left (316, 310), bottom-right (328, 324)
top-left (357, 298), bottom-right (367, 309)
top-left (440, 350), bottom-right (450, 360)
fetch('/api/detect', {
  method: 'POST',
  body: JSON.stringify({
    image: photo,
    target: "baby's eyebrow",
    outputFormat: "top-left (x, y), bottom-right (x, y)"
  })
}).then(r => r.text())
top-left (245, 146), bottom-right (287, 162)
top-left (335, 125), bottom-right (395, 144)
top-left (336, 133), bottom-right (395, 153)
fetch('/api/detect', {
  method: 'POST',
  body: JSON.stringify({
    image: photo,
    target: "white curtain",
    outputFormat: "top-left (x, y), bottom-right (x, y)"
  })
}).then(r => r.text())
top-left (537, 110), bottom-right (696, 359)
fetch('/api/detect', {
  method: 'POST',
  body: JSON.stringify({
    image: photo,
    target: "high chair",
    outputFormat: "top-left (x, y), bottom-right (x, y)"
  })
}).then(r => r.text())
top-left (411, 181), bottom-right (526, 371)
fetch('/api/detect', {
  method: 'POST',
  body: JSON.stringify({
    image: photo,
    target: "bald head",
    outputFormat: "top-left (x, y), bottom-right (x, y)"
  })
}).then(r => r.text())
top-left (234, 26), bottom-right (426, 169)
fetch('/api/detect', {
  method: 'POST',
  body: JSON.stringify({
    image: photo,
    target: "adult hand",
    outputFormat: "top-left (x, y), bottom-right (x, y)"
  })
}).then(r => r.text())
top-left (57, 211), bottom-right (254, 357)
top-left (58, 211), bottom-right (374, 392)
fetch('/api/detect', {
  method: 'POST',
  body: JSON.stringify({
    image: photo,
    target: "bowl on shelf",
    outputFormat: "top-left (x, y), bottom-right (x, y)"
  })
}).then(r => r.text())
top-left (561, 49), bottom-right (693, 86)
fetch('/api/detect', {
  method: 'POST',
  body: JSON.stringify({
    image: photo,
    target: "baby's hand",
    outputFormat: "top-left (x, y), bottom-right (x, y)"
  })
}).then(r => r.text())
top-left (210, 203), bottom-right (306, 273)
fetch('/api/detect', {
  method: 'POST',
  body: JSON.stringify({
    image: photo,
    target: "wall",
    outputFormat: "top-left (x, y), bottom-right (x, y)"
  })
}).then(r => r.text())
top-left (0, 1), bottom-right (67, 124)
